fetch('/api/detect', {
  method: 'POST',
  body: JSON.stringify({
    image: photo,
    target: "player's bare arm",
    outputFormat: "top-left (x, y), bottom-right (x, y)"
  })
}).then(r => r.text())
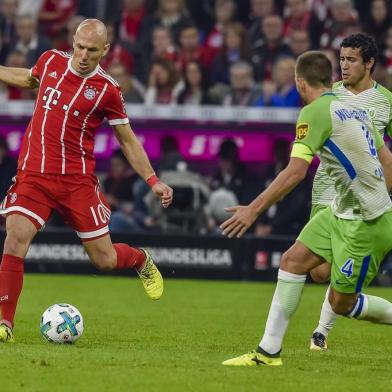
top-left (0, 66), bottom-right (39, 89)
top-left (220, 157), bottom-right (309, 238)
top-left (112, 122), bottom-right (173, 208)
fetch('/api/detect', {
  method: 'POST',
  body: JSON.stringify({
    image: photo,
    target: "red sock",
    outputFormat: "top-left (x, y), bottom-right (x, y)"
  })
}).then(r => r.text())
top-left (113, 244), bottom-right (145, 271)
top-left (0, 254), bottom-right (24, 327)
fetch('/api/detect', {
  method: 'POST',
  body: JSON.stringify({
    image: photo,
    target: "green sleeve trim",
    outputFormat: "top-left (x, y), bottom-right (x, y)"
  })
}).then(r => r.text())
top-left (291, 142), bottom-right (314, 163)
top-left (375, 84), bottom-right (392, 138)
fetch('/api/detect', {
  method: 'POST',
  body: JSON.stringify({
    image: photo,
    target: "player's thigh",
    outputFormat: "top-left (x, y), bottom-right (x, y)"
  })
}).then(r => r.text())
top-left (82, 234), bottom-right (117, 270)
top-left (59, 175), bottom-right (111, 242)
top-left (0, 171), bottom-right (53, 231)
top-left (280, 241), bottom-right (326, 274)
top-left (296, 206), bottom-right (333, 265)
top-left (4, 214), bottom-right (38, 257)
top-left (330, 211), bottom-right (392, 294)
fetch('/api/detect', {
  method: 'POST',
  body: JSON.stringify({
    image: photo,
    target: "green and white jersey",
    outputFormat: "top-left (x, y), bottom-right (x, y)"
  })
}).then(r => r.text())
top-left (295, 92), bottom-right (392, 220)
top-left (312, 81), bottom-right (392, 206)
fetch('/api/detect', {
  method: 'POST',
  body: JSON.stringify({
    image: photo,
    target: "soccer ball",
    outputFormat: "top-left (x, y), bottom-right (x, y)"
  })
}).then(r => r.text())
top-left (40, 304), bottom-right (84, 343)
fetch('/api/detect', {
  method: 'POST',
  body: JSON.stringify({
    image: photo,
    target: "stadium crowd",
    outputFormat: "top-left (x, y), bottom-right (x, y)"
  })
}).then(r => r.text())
top-left (0, 0), bottom-right (391, 106)
top-left (0, 0), bottom-right (391, 237)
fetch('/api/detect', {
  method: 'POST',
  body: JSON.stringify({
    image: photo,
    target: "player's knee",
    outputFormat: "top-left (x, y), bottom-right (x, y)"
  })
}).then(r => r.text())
top-left (280, 249), bottom-right (307, 274)
top-left (90, 252), bottom-right (116, 271)
top-left (4, 229), bottom-right (33, 256)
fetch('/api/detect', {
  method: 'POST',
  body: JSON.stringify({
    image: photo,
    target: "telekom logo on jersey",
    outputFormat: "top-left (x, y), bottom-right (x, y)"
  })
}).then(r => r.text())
top-left (42, 87), bottom-right (62, 110)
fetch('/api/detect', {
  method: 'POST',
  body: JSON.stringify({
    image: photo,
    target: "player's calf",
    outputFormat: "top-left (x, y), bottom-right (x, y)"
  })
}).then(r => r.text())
top-left (310, 263), bottom-right (331, 283)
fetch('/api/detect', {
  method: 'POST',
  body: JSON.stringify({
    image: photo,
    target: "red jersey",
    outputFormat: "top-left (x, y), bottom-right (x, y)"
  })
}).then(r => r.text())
top-left (19, 50), bottom-right (129, 175)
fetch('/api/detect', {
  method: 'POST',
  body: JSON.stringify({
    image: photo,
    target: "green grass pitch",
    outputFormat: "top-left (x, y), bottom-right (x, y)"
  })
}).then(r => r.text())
top-left (1, 274), bottom-right (391, 392)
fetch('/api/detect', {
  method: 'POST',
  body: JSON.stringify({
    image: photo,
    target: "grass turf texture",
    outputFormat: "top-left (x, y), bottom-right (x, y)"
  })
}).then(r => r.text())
top-left (1, 274), bottom-right (391, 392)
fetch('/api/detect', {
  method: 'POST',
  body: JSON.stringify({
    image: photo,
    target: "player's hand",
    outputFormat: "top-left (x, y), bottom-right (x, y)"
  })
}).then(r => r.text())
top-left (152, 182), bottom-right (173, 208)
top-left (220, 205), bottom-right (258, 238)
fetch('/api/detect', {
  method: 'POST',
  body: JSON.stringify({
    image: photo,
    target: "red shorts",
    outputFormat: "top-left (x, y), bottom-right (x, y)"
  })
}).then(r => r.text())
top-left (0, 170), bottom-right (111, 241)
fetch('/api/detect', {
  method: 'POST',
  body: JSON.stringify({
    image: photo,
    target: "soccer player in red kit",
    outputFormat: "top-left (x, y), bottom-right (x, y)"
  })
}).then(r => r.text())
top-left (0, 19), bottom-right (173, 342)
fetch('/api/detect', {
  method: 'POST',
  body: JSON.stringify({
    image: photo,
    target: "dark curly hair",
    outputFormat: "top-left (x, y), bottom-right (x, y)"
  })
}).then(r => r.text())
top-left (341, 33), bottom-right (378, 73)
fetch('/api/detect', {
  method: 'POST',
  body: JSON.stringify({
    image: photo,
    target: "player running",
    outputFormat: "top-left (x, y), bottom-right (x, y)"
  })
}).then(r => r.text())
top-left (0, 19), bottom-right (173, 343)
top-left (220, 51), bottom-right (392, 366)
top-left (309, 33), bottom-right (392, 351)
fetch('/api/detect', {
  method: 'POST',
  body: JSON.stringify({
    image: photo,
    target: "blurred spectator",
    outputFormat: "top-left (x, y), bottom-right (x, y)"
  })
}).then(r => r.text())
top-left (250, 14), bottom-right (291, 82)
top-left (18, 0), bottom-right (44, 20)
top-left (203, 0), bottom-right (237, 60)
top-left (176, 23), bottom-right (214, 71)
top-left (246, 0), bottom-right (276, 48)
top-left (0, 136), bottom-right (17, 202)
top-left (103, 149), bottom-right (142, 233)
top-left (283, 0), bottom-right (322, 49)
top-left (151, 25), bottom-right (178, 62)
top-left (77, 0), bottom-right (121, 25)
top-left (177, 61), bottom-right (211, 105)
top-left (210, 138), bottom-right (258, 205)
top-left (383, 27), bottom-right (392, 75)
top-left (144, 58), bottom-right (184, 105)
top-left (99, 23), bottom-right (135, 73)
top-left (107, 63), bottom-right (145, 103)
top-left (158, 134), bottom-right (185, 172)
top-left (13, 14), bottom-right (51, 67)
top-left (38, 0), bottom-right (78, 43)
top-left (210, 22), bottom-right (249, 85)
top-left (217, 60), bottom-right (263, 106)
top-left (0, 0), bottom-right (18, 63)
top-left (139, 0), bottom-right (193, 50)
top-left (119, 0), bottom-right (146, 43)
top-left (56, 15), bottom-right (85, 52)
top-left (308, 0), bottom-right (329, 22)
top-left (288, 29), bottom-right (311, 57)
top-left (379, 27), bottom-right (392, 89)
top-left (255, 138), bottom-right (310, 237)
top-left (144, 134), bottom-right (210, 234)
top-left (320, 0), bottom-right (359, 53)
top-left (363, 0), bottom-right (391, 52)
top-left (4, 51), bottom-right (35, 100)
top-left (268, 57), bottom-right (301, 107)
top-left (322, 48), bottom-right (340, 82)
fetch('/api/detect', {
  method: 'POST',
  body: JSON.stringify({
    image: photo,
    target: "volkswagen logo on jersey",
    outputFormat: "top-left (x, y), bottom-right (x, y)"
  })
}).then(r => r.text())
top-left (84, 87), bottom-right (97, 100)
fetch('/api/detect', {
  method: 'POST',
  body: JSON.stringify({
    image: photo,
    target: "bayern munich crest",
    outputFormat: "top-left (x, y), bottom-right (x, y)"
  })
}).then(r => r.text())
top-left (10, 193), bottom-right (17, 204)
top-left (84, 86), bottom-right (98, 100)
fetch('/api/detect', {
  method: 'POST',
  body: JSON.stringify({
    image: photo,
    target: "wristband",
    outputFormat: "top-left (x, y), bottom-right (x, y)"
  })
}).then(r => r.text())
top-left (146, 174), bottom-right (160, 187)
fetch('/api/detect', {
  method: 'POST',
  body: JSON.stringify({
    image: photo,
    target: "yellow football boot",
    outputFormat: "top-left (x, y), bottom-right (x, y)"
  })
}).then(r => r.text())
top-left (222, 349), bottom-right (282, 366)
top-left (137, 248), bottom-right (164, 300)
top-left (0, 323), bottom-right (15, 343)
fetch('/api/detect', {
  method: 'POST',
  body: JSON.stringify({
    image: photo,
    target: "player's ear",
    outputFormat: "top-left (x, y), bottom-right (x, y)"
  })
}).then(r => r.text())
top-left (102, 43), bottom-right (110, 57)
top-left (366, 57), bottom-right (375, 72)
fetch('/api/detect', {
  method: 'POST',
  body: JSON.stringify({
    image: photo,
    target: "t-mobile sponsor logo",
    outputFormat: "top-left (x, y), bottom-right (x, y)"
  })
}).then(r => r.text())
top-left (0, 295), bottom-right (9, 302)
top-left (42, 87), bottom-right (62, 110)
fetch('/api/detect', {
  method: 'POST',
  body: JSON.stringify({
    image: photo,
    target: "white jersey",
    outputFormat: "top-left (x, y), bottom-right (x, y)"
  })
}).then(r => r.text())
top-left (312, 81), bottom-right (392, 207)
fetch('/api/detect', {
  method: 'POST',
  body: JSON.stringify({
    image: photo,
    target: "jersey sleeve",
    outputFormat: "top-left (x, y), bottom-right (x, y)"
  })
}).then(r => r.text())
top-left (29, 50), bottom-right (54, 80)
top-left (376, 84), bottom-right (392, 138)
top-left (293, 100), bottom-right (333, 154)
top-left (104, 85), bottom-right (129, 126)
top-left (372, 121), bottom-right (385, 151)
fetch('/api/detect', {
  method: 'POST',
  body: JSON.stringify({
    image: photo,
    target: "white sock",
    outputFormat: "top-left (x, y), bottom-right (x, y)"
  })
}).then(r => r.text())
top-left (348, 293), bottom-right (392, 323)
top-left (314, 285), bottom-right (338, 336)
top-left (259, 269), bottom-right (306, 354)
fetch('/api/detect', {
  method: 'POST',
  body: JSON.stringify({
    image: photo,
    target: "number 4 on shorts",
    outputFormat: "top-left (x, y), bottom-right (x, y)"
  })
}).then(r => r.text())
top-left (340, 258), bottom-right (354, 278)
